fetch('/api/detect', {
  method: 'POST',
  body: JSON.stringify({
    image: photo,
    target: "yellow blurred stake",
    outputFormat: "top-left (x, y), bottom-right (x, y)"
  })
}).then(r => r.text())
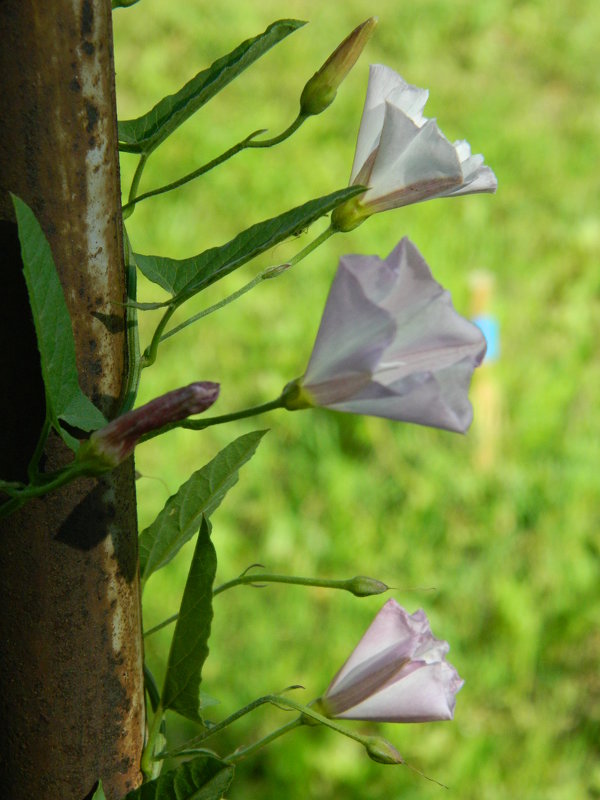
top-left (469, 271), bottom-right (503, 470)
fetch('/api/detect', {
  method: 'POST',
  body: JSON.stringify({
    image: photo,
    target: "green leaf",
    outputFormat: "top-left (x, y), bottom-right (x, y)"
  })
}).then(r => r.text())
top-left (134, 185), bottom-right (365, 299)
top-left (118, 20), bottom-right (305, 154)
top-left (91, 781), bottom-right (107, 800)
top-left (125, 755), bottom-right (234, 800)
top-left (162, 517), bottom-right (216, 722)
top-left (11, 196), bottom-right (107, 449)
top-left (139, 430), bottom-right (266, 581)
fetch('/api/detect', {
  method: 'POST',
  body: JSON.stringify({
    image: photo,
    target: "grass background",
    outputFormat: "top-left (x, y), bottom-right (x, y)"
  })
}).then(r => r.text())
top-left (113, 2), bottom-right (600, 798)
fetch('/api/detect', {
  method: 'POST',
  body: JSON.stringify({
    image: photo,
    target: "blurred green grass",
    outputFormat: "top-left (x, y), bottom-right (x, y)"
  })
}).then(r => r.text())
top-left (113, 1), bottom-right (600, 798)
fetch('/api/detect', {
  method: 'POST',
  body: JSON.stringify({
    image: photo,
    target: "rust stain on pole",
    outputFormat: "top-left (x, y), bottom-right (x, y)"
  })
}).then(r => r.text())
top-left (0, 2), bottom-right (144, 798)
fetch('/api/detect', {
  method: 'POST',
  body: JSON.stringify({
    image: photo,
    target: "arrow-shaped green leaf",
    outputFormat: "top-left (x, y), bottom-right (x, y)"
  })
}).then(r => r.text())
top-left (139, 430), bottom-right (266, 581)
top-left (134, 185), bottom-right (365, 300)
top-left (161, 517), bottom-right (216, 722)
top-left (12, 196), bottom-right (106, 450)
top-left (118, 20), bottom-right (305, 154)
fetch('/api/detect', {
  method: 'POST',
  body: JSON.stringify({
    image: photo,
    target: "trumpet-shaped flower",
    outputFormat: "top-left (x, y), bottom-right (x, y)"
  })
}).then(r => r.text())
top-left (319, 599), bottom-right (464, 722)
top-left (332, 65), bottom-right (497, 230)
top-left (282, 238), bottom-right (486, 433)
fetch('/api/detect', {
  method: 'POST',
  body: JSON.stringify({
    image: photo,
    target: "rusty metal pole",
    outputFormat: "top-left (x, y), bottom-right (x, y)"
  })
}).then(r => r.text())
top-left (0, 2), bottom-right (144, 798)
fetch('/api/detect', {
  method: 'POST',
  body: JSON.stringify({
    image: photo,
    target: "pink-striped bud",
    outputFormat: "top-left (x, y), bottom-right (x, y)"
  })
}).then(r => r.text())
top-left (82, 382), bottom-right (219, 468)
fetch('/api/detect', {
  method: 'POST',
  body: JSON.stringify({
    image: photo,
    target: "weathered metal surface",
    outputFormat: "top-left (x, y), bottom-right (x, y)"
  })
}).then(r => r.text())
top-left (0, 2), bottom-right (144, 798)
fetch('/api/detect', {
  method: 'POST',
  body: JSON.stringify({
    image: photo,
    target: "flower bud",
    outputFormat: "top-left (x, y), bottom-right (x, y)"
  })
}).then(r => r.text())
top-left (364, 736), bottom-right (404, 765)
top-left (347, 575), bottom-right (389, 597)
top-left (80, 382), bottom-right (220, 469)
top-left (300, 18), bottom-right (377, 116)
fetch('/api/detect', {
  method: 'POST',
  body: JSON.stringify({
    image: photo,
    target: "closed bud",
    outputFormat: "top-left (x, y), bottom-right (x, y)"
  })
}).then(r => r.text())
top-left (347, 575), bottom-right (389, 597)
top-left (300, 18), bottom-right (377, 116)
top-left (79, 382), bottom-right (220, 469)
top-left (364, 736), bottom-right (404, 765)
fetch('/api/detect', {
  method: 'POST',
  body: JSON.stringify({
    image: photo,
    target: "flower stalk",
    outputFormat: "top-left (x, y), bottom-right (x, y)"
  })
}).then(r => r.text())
top-left (144, 573), bottom-right (388, 638)
top-left (121, 119), bottom-right (307, 214)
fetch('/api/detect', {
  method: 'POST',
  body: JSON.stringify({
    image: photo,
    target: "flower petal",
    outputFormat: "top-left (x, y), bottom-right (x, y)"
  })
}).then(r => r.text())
top-left (302, 258), bottom-right (395, 394)
top-left (333, 659), bottom-right (464, 722)
top-left (445, 139), bottom-right (498, 196)
top-left (327, 600), bottom-right (428, 692)
top-left (328, 359), bottom-right (479, 432)
top-left (350, 65), bottom-right (428, 184)
top-left (365, 112), bottom-right (463, 211)
top-left (347, 65), bottom-right (497, 210)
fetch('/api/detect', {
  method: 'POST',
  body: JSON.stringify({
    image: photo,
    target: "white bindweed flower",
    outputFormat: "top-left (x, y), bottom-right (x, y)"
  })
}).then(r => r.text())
top-left (332, 64), bottom-right (497, 230)
top-left (319, 599), bottom-right (464, 722)
top-left (282, 238), bottom-right (486, 434)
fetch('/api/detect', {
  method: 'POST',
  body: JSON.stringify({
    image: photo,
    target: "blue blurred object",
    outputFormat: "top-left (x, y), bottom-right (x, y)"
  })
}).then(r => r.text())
top-left (473, 315), bottom-right (500, 362)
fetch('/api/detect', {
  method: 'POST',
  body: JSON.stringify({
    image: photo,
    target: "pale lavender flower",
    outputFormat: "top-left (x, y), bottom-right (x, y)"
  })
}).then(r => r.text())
top-left (282, 238), bottom-right (486, 434)
top-left (332, 64), bottom-right (497, 230)
top-left (319, 599), bottom-right (464, 722)
top-left (82, 382), bottom-right (220, 467)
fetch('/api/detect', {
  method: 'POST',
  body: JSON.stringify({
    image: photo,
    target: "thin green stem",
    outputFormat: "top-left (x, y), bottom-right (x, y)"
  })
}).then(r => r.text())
top-left (0, 496), bottom-right (25, 520)
top-left (214, 573), bottom-right (352, 596)
top-left (119, 229), bottom-right (141, 412)
top-left (124, 153), bottom-right (149, 219)
top-left (288, 225), bottom-right (334, 265)
top-left (159, 271), bottom-right (268, 343)
top-left (140, 303), bottom-right (177, 368)
top-left (144, 613), bottom-right (178, 638)
top-left (121, 115), bottom-right (306, 213)
top-left (159, 695), bottom-right (278, 757)
top-left (0, 463), bottom-right (85, 520)
top-left (144, 572), bottom-right (379, 637)
top-left (224, 717), bottom-right (302, 764)
top-left (261, 696), bottom-right (370, 750)
top-left (27, 415), bottom-right (51, 482)
top-left (246, 114), bottom-right (306, 148)
top-left (138, 396), bottom-right (285, 444)
top-left (158, 226), bottom-right (334, 345)
top-left (180, 396), bottom-right (285, 430)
